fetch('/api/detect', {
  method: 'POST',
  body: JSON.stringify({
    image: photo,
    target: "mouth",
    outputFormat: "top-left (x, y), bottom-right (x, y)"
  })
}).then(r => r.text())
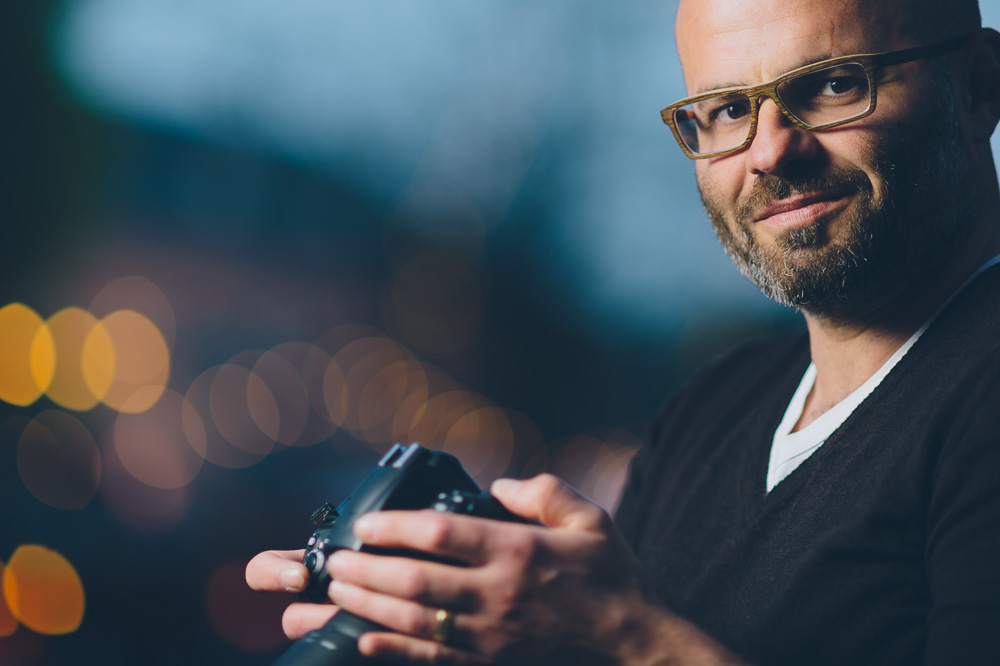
top-left (753, 188), bottom-right (856, 228)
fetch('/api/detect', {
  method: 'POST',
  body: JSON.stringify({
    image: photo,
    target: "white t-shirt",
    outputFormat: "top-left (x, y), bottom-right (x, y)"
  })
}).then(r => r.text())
top-left (766, 255), bottom-right (1000, 492)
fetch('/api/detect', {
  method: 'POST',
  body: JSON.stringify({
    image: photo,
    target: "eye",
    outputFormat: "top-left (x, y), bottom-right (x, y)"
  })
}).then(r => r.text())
top-left (719, 102), bottom-right (750, 120)
top-left (704, 98), bottom-right (751, 124)
top-left (816, 76), bottom-right (864, 96)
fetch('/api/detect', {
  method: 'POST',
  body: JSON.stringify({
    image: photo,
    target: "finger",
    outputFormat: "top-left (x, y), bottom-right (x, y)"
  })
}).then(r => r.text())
top-left (329, 580), bottom-right (465, 644)
top-left (327, 550), bottom-right (476, 610)
top-left (246, 549), bottom-right (308, 592)
top-left (282, 601), bottom-right (339, 640)
top-left (353, 510), bottom-right (518, 564)
top-left (491, 474), bottom-right (610, 531)
top-left (358, 632), bottom-right (486, 666)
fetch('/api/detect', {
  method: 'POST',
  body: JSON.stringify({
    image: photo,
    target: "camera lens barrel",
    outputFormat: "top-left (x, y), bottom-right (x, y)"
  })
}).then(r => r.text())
top-left (272, 611), bottom-right (388, 666)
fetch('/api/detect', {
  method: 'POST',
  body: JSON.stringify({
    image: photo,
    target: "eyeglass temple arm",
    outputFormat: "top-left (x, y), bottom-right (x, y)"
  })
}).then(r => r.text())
top-left (874, 34), bottom-right (970, 68)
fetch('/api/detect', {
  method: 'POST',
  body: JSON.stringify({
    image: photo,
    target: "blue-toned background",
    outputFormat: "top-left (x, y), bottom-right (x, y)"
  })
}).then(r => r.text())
top-left (3, 2), bottom-right (997, 664)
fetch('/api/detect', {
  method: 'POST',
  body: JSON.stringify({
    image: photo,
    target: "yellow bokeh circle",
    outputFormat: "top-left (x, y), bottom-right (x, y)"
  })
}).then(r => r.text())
top-left (0, 304), bottom-right (55, 407)
top-left (47, 307), bottom-right (114, 411)
top-left (94, 309), bottom-right (171, 414)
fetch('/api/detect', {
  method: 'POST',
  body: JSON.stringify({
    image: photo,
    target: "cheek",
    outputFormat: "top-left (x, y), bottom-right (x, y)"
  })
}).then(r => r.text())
top-left (696, 158), bottom-right (746, 212)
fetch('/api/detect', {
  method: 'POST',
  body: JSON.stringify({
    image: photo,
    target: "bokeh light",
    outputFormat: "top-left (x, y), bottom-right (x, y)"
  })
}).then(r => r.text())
top-left (99, 436), bottom-right (189, 531)
top-left (527, 431), bottom-right (641, 512)
top-left (47, 307), bottom-right (114, 411)
top-left (17, 410), bottom-right (101, 510)
top-left (405, 389), bottom-right (489, 447)
top-left (95, 309), bottom-right (171, 413)
top-left (388, 364), bottom-right (462, 444)
top-left (268, 341), bottom-right (337, 446)
top-left (211, 361), bottom-right (279, 455)
top-left (251, 350), bottom-right (310, 446)
top-left (0, 304), bottom-right (54, 407)
top-left (4, 545), bottom-right (85, 635)
top-left (442, 406), bottom-right (515, 482)
top-left (357, 360), bottom-right (429, 447)
top-left (204, 562), bottom-right (289, 653)
top-left (500, 409), bottom-right (546, 478)
top-left (326, 336), bottom-right (417, 437)
top-left (89, 275), bottom-right (177, 350)
top-left (0, 561), bottom-right (18, 638)
top-left (1, 300), bottom-right (171, 414)
top-left (184, 366), bottom-right (269, 469)
top-left (546, 436), bottom-right (610, 491)
top-left (113, 388), bottom-right (205, 488)
top-left (578, 429), bottom-right (641, 511)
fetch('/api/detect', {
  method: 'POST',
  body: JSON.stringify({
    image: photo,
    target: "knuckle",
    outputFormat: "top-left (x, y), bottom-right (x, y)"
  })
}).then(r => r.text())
top-left (499, 531), bottom-right (537, 563)
top-left (532, 473), bottom-right (564, 498)
top-left (579, 504), bottom-right (613, 532)
top-left (423, 515), bottom-right (454, 550)
top-left (490, 582), bottom-right (523, 620)
top-left (426, 640), bottom-right (446, 663)
top-left (401, 603), bottom-right (427, 635)
top-left (397, 565), bottom-right (427, 598)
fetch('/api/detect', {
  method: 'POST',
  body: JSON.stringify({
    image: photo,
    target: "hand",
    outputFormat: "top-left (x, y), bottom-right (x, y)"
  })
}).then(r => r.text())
top-left (325, 474), bottom-right (742, 665)
top-left (244, 548), bottom-right (339, 639)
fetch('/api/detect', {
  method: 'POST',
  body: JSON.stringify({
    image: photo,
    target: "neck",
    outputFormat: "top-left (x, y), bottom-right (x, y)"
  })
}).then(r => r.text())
top-left (794, 214), bottom-right (1000, 431)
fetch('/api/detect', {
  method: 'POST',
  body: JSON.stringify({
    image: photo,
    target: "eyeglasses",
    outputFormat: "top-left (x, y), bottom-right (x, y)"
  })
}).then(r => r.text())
top-left (661, 36), bottom-right (968, 159)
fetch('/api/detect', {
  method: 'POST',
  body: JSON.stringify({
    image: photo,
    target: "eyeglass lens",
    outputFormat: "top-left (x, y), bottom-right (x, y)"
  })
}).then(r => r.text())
top-left (673, 62), bottom-right (873, 156)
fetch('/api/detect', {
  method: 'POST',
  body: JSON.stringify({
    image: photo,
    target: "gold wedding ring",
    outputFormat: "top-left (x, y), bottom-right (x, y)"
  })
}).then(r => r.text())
top-left (432, 608), bottom-right (453, 644)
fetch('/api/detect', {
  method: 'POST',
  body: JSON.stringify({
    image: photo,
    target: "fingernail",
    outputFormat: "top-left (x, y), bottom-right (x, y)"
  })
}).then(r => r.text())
top-left (328, 580), bottom-right (345, 601)
top-left (491, 478), bottom-right (520, 496)
top-left (279, 568), bottom-right (305, 591)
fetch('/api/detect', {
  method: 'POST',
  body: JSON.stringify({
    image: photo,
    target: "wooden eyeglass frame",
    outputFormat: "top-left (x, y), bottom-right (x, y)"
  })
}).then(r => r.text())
top-left (661, 36), bottom-right (969, 160)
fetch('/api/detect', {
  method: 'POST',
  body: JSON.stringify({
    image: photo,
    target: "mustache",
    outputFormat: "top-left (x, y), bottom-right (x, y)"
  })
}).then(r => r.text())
top-left (734, 168), bottom-right (872, 223)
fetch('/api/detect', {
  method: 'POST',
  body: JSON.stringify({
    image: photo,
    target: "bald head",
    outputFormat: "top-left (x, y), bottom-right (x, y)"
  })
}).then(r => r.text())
top-left (674, 0), bottom-right (984, 101)
top-left (677, 0), bottom-right (981, 51)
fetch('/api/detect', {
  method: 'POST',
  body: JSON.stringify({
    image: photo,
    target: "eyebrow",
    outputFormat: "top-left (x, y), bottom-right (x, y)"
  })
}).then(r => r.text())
top-left (694, 52), bottom-right (848, 96)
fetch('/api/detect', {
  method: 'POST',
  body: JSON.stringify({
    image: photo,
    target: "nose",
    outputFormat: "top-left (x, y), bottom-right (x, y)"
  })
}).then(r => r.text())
top-left (745, 97), bottom-right (819, 175)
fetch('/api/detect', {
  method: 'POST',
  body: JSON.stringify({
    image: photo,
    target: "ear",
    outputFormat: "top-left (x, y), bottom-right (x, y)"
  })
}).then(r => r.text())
top-left (960, 28), bottom-right (1000, 143)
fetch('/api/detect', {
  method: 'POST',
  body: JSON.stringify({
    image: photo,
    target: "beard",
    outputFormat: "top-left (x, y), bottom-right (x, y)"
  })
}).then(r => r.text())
top-left (700, 70), bottom-right (979, 319)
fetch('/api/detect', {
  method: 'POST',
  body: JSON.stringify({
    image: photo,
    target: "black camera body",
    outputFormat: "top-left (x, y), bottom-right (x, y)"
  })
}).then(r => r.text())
top-left (274, 444), bottom-right (527, 666)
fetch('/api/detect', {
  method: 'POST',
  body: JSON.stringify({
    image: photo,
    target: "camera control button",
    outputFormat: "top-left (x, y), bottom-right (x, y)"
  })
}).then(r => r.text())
top-left (304, 550), bottom-right (326, 575)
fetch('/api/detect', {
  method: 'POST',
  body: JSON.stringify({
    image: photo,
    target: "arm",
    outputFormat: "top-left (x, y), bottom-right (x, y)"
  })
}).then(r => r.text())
top-left (324, 474), bottom-right (745, 665)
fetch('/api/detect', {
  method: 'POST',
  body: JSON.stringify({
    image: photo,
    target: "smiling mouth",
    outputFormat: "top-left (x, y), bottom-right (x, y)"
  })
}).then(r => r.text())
top-left (753, 189), bottom-right (856, 228)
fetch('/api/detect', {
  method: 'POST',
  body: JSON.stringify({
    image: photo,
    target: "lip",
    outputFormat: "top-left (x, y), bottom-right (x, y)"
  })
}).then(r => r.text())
top-left (753, 189), bottom-right (855, 228)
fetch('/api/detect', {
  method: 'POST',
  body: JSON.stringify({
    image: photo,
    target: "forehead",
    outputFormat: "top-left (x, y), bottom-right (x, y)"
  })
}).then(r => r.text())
top-left (676, 0), bottom-right (912, 93)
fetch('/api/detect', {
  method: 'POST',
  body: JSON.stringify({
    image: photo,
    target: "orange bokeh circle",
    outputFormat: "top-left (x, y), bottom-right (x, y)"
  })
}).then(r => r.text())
top-left (4, 545), bottom-right (85, 635)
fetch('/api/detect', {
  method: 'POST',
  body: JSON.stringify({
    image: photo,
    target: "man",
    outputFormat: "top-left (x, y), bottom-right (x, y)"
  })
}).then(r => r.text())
top-left (247, 0), bottom-right (1000, 663)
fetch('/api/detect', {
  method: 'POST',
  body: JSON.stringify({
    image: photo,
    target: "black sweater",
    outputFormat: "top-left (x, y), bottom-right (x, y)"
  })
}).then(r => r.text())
top-left (615, 266), bottom-right (1000, 666)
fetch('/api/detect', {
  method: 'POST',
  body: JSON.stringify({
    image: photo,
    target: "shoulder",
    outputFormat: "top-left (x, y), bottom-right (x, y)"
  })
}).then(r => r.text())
top-left (618, 332), bottom-right (809, 537)
top-left (649, 329), bottom-right (810, 441)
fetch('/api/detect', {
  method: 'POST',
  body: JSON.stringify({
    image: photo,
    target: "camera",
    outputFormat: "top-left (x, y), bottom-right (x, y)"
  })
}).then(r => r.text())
top-left (273, 443), bottom-right (528, 666)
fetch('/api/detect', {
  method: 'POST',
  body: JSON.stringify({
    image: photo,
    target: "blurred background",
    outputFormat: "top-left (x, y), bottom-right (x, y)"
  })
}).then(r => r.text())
top-left (3, 1), bottom-right (997, 664)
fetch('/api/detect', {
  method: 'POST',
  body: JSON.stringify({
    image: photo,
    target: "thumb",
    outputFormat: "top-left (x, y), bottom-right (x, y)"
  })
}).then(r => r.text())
top-left (491, 473), bottom-right (608, 531)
